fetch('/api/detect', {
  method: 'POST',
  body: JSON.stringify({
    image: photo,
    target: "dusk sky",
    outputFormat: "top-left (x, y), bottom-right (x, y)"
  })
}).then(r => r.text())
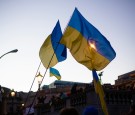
top-left (0, 0), bottom-right (135, 92)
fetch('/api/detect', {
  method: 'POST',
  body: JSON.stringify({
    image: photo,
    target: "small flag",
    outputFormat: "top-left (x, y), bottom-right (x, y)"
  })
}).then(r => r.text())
top-left (50, 67), bottom-right (61, 80)
top-left (39, 20), bottom-right (67, 69)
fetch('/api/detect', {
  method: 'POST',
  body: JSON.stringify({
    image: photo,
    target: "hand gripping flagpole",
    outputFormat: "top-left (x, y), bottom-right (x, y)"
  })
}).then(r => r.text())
top-left (89, 41), bottom-right (109, 115)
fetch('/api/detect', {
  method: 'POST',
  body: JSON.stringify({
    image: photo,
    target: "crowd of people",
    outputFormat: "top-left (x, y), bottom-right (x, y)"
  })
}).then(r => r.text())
top-left (1, 83), bottom-right (135, 115)
top-left (23, 106), bottom-right (99, 115)
top-left (22, 104), bottom-right (135, 115)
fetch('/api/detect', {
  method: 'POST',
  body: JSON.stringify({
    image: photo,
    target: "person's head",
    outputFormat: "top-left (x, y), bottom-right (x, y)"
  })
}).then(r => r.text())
top-left (83, 106), bottom-right (98, 115)
top-left (59, 107), bottom-right (79, 115)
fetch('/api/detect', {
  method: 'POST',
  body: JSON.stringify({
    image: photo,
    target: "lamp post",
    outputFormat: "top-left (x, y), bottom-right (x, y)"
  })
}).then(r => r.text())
top-left (36, 72), bottom-right (43, 91)
top-left (10, 89), bottom-right (15, 115)
top-left (0, 49), bottom-right (18, 59)
top-left (98, 71), bottom-right (103, 84)
top-left (36, 72), bottom-right (43, 115)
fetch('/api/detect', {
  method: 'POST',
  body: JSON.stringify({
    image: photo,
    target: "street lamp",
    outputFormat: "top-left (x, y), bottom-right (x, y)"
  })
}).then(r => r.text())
top-left (22, 103), bottom-right (24, 107)
top-left (36, 72), bottom-right (43, 91)
top-left (98, 71), bottom-right (103, 84)
top-left (10, 89), bottom-right (15, 115)
top-left (0, 49), bottom-right (18, 59)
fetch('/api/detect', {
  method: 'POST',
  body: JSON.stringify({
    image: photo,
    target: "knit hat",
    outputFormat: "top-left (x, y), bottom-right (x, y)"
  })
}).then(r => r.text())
top-left (83, 106), bottom-right (98, 115)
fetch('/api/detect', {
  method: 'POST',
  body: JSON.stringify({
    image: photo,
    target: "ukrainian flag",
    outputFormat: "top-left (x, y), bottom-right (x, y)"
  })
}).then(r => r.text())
top-left (60, 8), bottom-right (116, 71)
top-left (39, 21), bottom-right (67, 69)
top-left (50, 67), bottom-right (61, 80)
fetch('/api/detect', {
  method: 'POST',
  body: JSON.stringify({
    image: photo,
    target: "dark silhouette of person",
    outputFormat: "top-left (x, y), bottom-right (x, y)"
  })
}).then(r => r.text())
top-left (59, 107), bottom-right (79, 115)
top-left (37, 96), bottom-right (46, 104)
top-left (71, 83), bottom-right (77, 95)
top-left (59, 92), bottom-right (67, 99)
top-left (0, 85), bottom-right (3, 114)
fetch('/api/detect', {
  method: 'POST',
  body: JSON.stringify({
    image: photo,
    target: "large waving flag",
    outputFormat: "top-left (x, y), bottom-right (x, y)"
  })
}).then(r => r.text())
top-left (39, 21), bottom-right (67, 69)
top-left (50, 67), bottom-right (61, 80)
top-left (60, 8), bottom-right (116, 115)
top-left (60, 8), bottom-right (116, 71)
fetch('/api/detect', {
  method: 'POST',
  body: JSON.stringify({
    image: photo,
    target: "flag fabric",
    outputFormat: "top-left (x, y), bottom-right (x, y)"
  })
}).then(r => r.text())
top-left (60, 8), bottom-right (116, 71)
top-left (50, 67), bottom-right (61, 80)
top-left (92, 70), bottom-right (109, 115)
top-left (39, 20), bottom-right (67, 69)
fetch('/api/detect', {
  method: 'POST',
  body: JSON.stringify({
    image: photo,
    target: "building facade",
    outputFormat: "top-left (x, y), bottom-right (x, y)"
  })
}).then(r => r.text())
top-left (115, 70), bottom-right (135, 90)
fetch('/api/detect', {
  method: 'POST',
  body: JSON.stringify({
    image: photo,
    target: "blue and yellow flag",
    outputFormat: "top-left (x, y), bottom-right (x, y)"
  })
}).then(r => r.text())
top-left (39, 20), bottom-right (67, 68)
top-left (60, 8), bottom-right (116, 71)
top-left (60, 8), bottom-right (115, 115)
top-left (50, 67), bottom-right (61, 80)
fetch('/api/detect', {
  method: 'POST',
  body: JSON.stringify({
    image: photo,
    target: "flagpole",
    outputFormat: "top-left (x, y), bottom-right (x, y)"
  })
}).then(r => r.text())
top-left (89, 41), bottom-right (109, 115)
top-left (24, 61), bottom-right (41, 114)
top-left (28, 21), bottom-right (66, 114)
top-left (91, 71), bottom-right (102, 112)
top-left (92, 70), bottom-right (109, 115)
top-left (27, 51), bottom-right (56, 115)
top-left (89, 44), bottom-right (103, 113)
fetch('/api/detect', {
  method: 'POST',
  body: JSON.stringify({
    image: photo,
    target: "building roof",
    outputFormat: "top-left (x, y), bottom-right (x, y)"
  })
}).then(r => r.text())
top-left (42, 80), bottom-right (89, 89)
top-left (118, 70), bottom-right (135, 79)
